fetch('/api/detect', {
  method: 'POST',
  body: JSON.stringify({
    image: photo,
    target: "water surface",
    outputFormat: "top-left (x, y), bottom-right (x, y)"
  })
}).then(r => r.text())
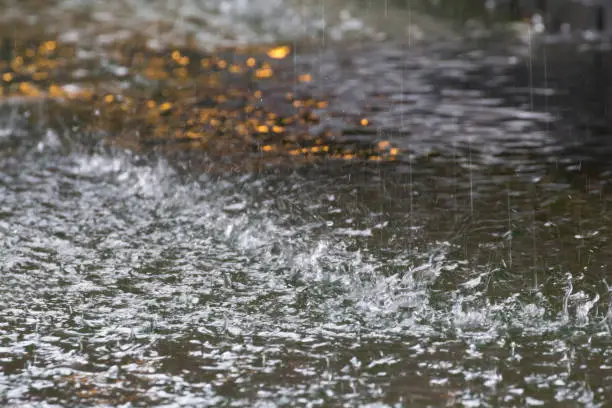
top-left (2, 1), bottom-right (612, 407)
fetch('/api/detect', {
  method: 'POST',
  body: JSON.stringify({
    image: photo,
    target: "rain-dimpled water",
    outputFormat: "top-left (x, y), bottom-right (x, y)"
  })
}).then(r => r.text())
top-left (1, 0), bottom-right (612, 406)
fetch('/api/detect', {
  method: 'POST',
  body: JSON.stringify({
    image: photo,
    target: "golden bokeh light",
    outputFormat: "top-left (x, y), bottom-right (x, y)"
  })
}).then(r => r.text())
top-left (255, 66), bottom-right (273, 79)
top-left (298, 73), bottom-right (312, 83)
top-left (377, 140), bottom-right (391, 150)
top-left (266, 45), bottom-right (291, 59)
top-left (0, 36), bottom-right (402, 170)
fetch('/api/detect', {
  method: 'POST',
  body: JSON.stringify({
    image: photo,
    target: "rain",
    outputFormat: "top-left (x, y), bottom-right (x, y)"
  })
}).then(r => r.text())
top-left (1, 0), bottom-right (612, 406)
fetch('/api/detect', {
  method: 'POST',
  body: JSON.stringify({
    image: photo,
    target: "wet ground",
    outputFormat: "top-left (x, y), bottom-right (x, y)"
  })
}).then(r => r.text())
top-left (2, 1), bottom-right (612, 407)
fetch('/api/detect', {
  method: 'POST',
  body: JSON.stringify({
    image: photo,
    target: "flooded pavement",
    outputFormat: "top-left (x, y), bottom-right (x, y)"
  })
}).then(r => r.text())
top-left (2, 1), bottom-right (612, 407)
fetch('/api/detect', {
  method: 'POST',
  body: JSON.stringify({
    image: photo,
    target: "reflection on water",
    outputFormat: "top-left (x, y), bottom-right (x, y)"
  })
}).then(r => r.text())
top-left (2, 1), bottom-right (612, 407)
top-left (0, 37), bottom-right (403, 173)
